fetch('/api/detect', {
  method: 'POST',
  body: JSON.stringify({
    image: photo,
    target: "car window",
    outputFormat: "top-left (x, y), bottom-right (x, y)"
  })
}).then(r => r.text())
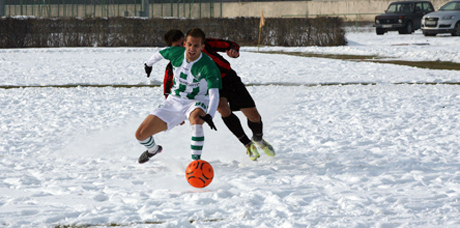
top-left (422, 2), bottom-right (434, 11)
top-left (439, 1), bottom-right (460, 11)
top-left (387, 3), bottom-right (414, 13)
top-left (415, 3), bottom-right (423, 12)
top-left (387, 4), bottom-right (398, 13)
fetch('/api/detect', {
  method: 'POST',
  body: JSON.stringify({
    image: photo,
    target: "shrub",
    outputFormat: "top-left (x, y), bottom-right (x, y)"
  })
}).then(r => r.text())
top-left (0, 17), bottom-right (345, 48)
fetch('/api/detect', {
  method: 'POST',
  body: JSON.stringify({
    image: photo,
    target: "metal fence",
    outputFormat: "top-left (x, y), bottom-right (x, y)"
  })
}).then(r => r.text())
top-left (2, 0), bottom-right (225, 18)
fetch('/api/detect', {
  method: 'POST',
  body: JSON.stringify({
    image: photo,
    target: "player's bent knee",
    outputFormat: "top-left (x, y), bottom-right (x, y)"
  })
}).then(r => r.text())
top-left (135, 124), bottom-right (155, 141)
top-left (217, 108), bottom-right (231, 118)
top-left (217, 104), bottom-right (232, 117)
top-left (135, 129), bottom-right (147, 141)
top-left (190, 115), bottom-right (204, 125)
top-left (189, 108), bottom-right (206, 125)
top-left (135, 115), bottom-right (167, 141)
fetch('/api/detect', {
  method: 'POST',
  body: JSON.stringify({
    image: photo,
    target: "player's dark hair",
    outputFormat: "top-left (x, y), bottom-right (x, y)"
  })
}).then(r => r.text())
top-left (163, 29), bottom-right (184, 46)
top-left (186, 28), bottom-right (206, 45)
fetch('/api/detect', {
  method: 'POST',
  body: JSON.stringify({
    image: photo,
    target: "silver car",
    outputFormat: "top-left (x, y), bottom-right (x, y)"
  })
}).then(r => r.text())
top-left (421, 0), bottom-right (460, 36)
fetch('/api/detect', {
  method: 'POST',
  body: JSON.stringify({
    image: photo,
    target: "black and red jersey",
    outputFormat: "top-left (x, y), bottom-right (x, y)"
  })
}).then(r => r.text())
top-left (203, 38), bottom-right (240, 79)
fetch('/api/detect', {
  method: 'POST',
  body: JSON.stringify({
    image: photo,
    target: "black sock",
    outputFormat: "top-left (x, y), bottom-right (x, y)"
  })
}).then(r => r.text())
top-left (248, 119), bottom-right (263, 142)
top-left (222, 113), bottom-right (252, 146)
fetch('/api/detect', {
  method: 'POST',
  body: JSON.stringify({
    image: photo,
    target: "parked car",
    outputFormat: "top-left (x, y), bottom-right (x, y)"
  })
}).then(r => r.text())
top-left (421, 0), bottom-right (460, 36)
top-left (374, 1), bottom-right (435, 35)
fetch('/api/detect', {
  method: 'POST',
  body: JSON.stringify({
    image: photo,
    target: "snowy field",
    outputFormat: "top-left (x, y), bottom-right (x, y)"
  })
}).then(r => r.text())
top-left (1, 29), bottom-right (460, 227)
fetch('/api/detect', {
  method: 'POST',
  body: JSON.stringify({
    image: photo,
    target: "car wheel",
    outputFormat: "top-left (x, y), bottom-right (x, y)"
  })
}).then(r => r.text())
top-left (451, 22), bottom-right (460, 36)
top-left (399, 21), bottom-right (413, 34)
top-left (376, 28), bottom-right (385, 35)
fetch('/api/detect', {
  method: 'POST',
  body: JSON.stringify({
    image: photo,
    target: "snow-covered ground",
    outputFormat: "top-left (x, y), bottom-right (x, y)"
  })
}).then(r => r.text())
top-left (251, 28), bottom-right (460, 63)
top-left (1, 29), bottom-right (460, 227)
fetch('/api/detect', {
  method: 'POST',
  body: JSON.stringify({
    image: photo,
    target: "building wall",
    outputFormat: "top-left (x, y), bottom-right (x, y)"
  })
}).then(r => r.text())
top-left (2, 0), bottom-right (451, 21)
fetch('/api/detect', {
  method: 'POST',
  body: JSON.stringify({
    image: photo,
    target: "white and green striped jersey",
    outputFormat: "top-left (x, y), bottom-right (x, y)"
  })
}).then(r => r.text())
top-left (146, 46), bottom-right (222, 100)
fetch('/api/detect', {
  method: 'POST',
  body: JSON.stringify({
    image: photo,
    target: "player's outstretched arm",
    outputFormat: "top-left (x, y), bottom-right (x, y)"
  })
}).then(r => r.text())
top-left (206, 38), bottom-right (240, 56)
top-left (200, 88), bottom-right (219, 131)
top-left (144, 51), bottom-right (166, 78)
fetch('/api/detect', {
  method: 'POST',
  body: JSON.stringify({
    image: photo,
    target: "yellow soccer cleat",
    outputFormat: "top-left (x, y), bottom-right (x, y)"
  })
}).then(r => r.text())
top-left (246, 143), bottom-right (260, 161)
top-left (253, 139), bottom-right (275, 157)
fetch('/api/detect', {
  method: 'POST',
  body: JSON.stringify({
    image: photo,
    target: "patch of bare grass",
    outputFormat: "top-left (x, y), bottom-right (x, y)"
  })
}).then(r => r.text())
top-left (258, 51), bottom-right (460, 71)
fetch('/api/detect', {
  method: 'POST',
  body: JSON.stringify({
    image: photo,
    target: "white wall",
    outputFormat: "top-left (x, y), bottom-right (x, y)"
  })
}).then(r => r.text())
top-left (4, 0), bottom-right (451, 21)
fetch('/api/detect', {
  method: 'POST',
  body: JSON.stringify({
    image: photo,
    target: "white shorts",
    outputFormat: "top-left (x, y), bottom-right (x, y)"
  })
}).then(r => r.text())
top-left (151, 95), bottom-right (209, 131)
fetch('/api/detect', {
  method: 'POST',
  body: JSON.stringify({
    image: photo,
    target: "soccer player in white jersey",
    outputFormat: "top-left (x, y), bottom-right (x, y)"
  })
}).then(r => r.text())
top-left (136, 28), bottom-right (222, 163)
top-left (156, 30), bottom-right (275, 161)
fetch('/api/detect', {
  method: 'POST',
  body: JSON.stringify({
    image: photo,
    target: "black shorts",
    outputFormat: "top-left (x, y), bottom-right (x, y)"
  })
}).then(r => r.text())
top-left (219, 69), bottom-right (256, 111)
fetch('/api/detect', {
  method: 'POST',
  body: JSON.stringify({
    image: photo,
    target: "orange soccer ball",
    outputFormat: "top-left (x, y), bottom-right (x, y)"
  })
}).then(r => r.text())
top-left (185, 159), bottom-right (214, 188)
